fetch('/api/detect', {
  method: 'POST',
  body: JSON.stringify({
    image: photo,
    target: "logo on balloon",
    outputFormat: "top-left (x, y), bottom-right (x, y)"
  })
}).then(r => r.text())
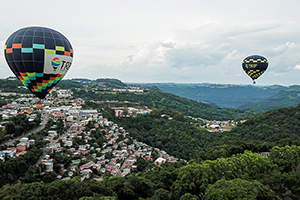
top-left (51, 57), bottom-right (61, 71)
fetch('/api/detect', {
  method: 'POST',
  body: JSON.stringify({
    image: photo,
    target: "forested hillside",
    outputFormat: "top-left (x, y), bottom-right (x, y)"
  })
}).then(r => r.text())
top-left (0, 79), bottom-right (29, 94)
top-left (238, 86), bottom-right (300, 112)
top-left (229, 103), bottom-right (300, 143)
top-left (102, 104), bottom-right (300, 161)
top-left (152, 83), bottom-right (284, 108)
top-left (3, 147), bottom-right (300, 199)
top-left (74, 89), bottom-right (255, 121)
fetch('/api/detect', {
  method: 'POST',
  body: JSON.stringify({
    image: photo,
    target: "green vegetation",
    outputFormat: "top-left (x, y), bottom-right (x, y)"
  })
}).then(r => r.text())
top-left (102, 105), bottom-right (300, 161)
top-left (0, 113), bottom-right (41, 143)
top-left (2, 104), bottom-right (300, 199)
top-left (74, 89), bottom-right (255, 121)
top-left (4, 147), bottom-right (300, 199)
top-left (2, 78), bottom-right (300, 199)
top-left (103, 107), bottom-right (223, 160)
top-left (238, 86), bottom-right (300, 112)
top-left (56, 79), bottom-right (85, 89)
top-left (229, 104), bottom-right (300, 143)
top-left (0, 145), bottom-right (44, 187)
top-left (153, 83), bottom-right (285, 108)
top-left (0, 79), bottom-right (30, 94)
top-left (58, 78), bottom-right (127, 90)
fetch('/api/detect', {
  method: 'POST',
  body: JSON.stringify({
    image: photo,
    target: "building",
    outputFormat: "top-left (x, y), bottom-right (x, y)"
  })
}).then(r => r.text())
top-left (154, 157), bottom-right (166, 166)
top-left (16, 143), bottom-right (27, 152)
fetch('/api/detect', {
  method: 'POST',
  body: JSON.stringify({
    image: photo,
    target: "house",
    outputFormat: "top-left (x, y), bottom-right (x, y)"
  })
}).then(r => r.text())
top-left (64, 140), bottom-right (73, 147)
top-left (121, 168), bottom-right (131, 177)
top-left (48, 130), bottom-right (57, 138)
top-left (154, 157), bottom-right (166, 166)
top-left (16, 151), bottom-right (27, 157)
top-left (41, 158), bottom-right (54, 172)
top-left (0, 150), bottom-right (14, 160)
top-left (70, 165), bottom-right (78, 172)
top-left (80, 161), bottom-right (95, 170)
top-left (127, 159), bottom-right (136, 164)
top-left (81, 169), bottom-right (93, 179)
top-left (71, 124), bottom-right (78, 131)
top-left (51, 112), bottom-right (66, 122)
top-left (145, 156), bottom-right (151, 161)
top-left (72, 159), bottom-right (81, 165)
top-left (105, 164), bottom-right (115, 170)
top-left (17, 143), bottom-right (27, 152)
top-left (20, 137), bottom-right (29, 143)
top-left (7, 147), bottom-right (17, 154)
top-left (29, 139), bottom-right (35, 146)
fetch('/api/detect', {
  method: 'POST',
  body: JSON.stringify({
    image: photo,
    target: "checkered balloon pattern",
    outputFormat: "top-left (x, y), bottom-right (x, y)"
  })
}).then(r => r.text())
top-left (242, 55), bottom-right (268, 82)
top-left (4, 26), bottom-right (73, 99)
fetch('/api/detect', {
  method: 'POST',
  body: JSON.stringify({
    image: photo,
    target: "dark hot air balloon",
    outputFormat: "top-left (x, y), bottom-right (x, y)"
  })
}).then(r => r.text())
top-left (4, 26), bottom-right (73, 99)
top-left (242, 55), bottom-right (268, 84)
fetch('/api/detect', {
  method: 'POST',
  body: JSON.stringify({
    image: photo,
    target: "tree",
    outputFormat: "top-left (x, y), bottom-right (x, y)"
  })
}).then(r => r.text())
top-left (180, 193), bottom-right (198, 200)
top-left (204, 178), bottom-right (280, 200)
top-left (151, 188), bottom-right (169, 200)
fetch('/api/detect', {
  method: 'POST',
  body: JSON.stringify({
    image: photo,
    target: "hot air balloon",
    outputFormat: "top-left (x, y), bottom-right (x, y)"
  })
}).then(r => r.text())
top-left (4, 26), bottom-right (73, 99)
top-left (242, 55), bottom-right (268, 84)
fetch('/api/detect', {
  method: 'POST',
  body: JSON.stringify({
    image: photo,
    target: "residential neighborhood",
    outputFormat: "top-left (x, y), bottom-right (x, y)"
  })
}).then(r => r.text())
top-left (0, 89), bottom-right (179, 181)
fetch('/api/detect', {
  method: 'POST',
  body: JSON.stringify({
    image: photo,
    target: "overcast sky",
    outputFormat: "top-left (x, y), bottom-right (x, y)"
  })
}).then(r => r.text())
top-left (1, 0), bottom-right (300, 86)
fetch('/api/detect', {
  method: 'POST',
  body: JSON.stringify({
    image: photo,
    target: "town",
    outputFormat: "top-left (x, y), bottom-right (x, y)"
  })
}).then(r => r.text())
top-left (0, 88), bottom-right (241, 181)
top-left (0, 88), bottom-right (179, 181)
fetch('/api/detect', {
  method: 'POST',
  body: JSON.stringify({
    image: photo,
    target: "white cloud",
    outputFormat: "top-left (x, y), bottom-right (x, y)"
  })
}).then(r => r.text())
top-left (225, 50), bottom-right (240, 60)
top-left (294, 65), bottom-right (300, 70)
top-left (2, 1), bottom-right (300, 85)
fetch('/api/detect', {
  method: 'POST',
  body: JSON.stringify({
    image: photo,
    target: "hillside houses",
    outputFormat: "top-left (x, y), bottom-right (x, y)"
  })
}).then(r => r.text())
top-left (0, 89), bottom-right (182, 180)
top-left (0, 137), bottom-right (35, 161)
top-left (39, 106), bottom-right (180, 179)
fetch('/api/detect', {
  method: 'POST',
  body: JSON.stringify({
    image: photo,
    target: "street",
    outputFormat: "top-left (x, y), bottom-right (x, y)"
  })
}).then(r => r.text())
top-left (1, 112), bottom-right (48, 146)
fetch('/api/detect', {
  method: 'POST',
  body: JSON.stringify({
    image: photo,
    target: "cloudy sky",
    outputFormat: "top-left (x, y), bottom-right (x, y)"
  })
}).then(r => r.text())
top-left (1, 0), bottom-right (300, 86)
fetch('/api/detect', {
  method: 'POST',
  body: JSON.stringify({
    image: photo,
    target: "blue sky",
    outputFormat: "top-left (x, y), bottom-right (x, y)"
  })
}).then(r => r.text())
top-left (1, 0), bottom-right (300, 85)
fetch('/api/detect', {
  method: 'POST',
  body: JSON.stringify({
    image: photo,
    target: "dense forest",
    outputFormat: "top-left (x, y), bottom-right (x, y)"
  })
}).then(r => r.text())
top-left (238, 86), bottom-right (300, 112)
top-left (2, 146), bottom-right (300, 199)
top-left (229, 104), bottom-right (300, 143)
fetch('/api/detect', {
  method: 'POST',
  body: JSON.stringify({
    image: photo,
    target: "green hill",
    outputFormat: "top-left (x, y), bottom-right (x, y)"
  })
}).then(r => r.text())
top-left (74, 88), bottom-right (255, 120)
top-left (238, 86), bottom-right (300, 112)
top-left (108, 104), bottom-right (300, 160)
top-left (59, 78), bottom-right (126, 89)
top-left (0, 79), bottom-right (29, 94)
top-left (229, 104), bottom-right (300, 143)
top-left (151, 83), bottom-right (285, 108)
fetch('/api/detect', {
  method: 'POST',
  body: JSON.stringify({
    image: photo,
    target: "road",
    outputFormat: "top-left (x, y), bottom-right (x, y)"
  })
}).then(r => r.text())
top-left (35, 146), bottom-right (47, 166)
top-left (1, 112), bottom-right (48, 146)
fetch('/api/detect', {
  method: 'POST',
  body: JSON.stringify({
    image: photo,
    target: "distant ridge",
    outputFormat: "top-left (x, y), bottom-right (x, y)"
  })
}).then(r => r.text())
top-left (145, 83), bottom-right (297, 111)
top-left (238, 86), bottom-right (300, 112)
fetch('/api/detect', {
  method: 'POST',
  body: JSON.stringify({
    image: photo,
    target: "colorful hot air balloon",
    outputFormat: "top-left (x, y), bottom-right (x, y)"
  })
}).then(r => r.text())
top-left (242, 55), bottom-right (268, 84)
top-left (4, 26), bottom-right (73, 99)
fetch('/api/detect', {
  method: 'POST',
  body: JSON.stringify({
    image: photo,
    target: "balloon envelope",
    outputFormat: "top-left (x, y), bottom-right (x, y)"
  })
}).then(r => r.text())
top-left (242, 55), bottom-right (268, 82)
top-left (4, 26), bottom-right (73, 99)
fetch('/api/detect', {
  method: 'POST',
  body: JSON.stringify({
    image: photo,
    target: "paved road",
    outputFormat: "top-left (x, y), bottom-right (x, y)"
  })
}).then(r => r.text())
top-left (35, 146), bottom-right (47, 166)
top-left (1, 112), bottom-right (48, 146)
